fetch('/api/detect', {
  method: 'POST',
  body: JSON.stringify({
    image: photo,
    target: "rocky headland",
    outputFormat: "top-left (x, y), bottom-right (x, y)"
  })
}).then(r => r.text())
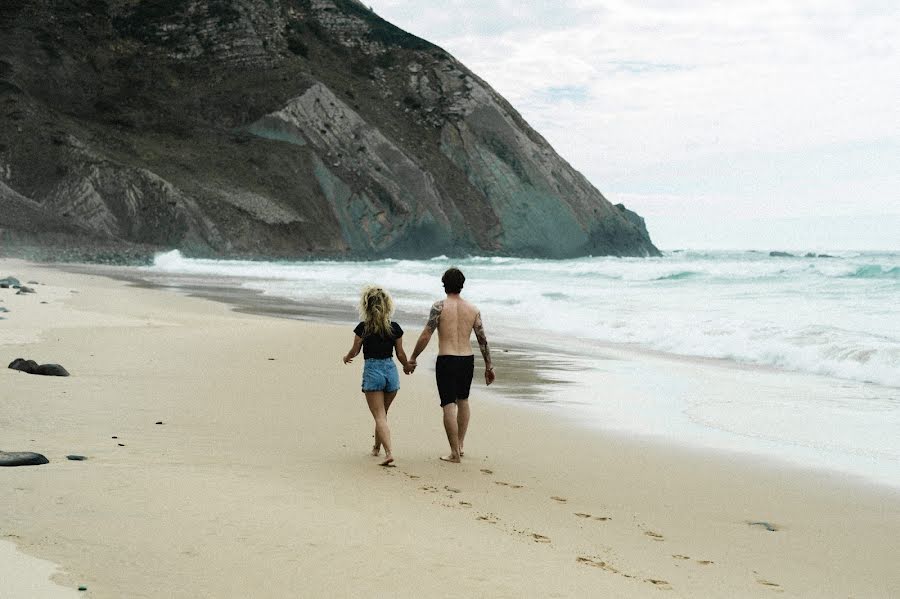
top-left (0, 0), bottom-right (659, 260)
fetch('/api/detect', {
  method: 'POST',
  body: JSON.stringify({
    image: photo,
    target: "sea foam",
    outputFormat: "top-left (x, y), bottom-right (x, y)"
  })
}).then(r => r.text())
top-left (149, 250), bottom-right (900, 388)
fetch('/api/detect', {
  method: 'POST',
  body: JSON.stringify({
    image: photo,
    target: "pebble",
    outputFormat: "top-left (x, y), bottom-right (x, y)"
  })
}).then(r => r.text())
top-left (66, 455), bottom-right (87, 461)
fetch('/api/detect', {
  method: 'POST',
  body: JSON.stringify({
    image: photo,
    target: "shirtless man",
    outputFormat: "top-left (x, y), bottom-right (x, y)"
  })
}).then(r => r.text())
top-left (409, 267), bottom-right (495, 463)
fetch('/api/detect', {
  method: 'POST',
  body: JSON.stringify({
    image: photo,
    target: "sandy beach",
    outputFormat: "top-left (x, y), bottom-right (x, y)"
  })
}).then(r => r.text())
top-left (1, 258), bottom-right (898, 598)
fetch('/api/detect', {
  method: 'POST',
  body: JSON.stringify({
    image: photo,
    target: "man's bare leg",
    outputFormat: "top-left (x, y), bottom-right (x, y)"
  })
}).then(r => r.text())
top-left (440, 402), bottom-right (461, 462)
top-left (373, 391), bottom-right (397, 456)
top-left (365, 391), bottom-right (394, 466)
top-left (457, 399), bottom-right (470, 457)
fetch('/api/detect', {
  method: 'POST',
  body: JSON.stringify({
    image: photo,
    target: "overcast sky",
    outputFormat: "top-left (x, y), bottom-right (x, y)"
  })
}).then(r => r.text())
top-left (367, 1), bottom-right (899, 250)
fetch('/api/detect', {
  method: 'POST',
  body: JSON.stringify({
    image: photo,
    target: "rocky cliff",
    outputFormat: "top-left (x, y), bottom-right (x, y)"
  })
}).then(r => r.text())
top-left (0, 0), bottom-right (660, 259)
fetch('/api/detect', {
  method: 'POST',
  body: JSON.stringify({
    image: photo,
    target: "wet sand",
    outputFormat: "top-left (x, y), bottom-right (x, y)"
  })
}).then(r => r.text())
top-left (1, 258), bottom-right (899, 598)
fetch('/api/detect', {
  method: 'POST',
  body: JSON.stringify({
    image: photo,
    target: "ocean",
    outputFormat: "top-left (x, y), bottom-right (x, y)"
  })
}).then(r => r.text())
top-left (145, 249), bottom-right (900, 486)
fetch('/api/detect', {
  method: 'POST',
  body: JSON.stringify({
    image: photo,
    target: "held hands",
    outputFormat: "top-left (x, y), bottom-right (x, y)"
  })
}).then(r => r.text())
top-left (404, 359), bottom-right (417, 375)
top-left (485, 367), bottom-right (496, 386)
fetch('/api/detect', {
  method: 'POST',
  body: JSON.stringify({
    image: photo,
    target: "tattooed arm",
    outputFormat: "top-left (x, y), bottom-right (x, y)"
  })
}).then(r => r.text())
top-left (474, 311), bottom-right (495, 385)
top-left (410, 300), bottom-right (443, 364)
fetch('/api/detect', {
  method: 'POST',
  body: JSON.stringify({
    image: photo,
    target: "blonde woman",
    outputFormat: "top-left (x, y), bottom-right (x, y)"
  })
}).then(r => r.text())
top-left (343, 286), bottom-right (411, 466)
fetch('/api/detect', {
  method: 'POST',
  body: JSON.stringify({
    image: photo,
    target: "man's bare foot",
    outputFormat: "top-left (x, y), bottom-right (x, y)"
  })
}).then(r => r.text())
top-left (371, 445), bottom-right (381, 456)
top-left (440, 455), bottom-right (461, 463)
top-left (380, 456), bottom-right (394, 467)
top-left (459, 449), bottom-right (465, 457)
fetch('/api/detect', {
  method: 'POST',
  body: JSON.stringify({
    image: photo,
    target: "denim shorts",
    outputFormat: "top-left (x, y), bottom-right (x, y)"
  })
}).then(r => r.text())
top-left (362, 358), bottom-right (400, 393)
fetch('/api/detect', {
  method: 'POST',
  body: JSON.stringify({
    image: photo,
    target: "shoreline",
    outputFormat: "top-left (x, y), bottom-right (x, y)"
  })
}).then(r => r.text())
top-left (60, 261), bottom-right (900, 490)
top-left (0, 541), bottom-right (80, 598)
top-left (2, 258), bottom-right (899, 597)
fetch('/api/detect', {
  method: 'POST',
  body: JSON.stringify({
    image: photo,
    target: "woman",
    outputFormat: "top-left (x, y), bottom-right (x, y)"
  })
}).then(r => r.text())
top-left (343, 286), bottom-right (410, 466)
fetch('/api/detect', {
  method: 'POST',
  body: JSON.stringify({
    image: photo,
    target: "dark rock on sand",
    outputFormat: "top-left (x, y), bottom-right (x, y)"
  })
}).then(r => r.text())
top-left (769, 251), bottom-right (795, 258)
top-left (35, 363), bottom-right (70, 376)
top-left (8, 358), bottom-right (39, 374)
top-left (0, 451), bottom-right (50, 466)
top-left (749, 521), bottom-right (778, 532)
top-left (66, 455), bottom-right (87, 461)
top-left (8, 358), bottom-right (70, 376)
top-left (0, 277), bottom-right (21, 287)
top-left (15, 286), bottom-right (35, 294)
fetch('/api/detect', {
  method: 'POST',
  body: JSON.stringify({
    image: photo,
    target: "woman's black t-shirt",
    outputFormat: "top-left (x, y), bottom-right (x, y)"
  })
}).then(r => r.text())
top-left (353, 321), bottom-right (403, 359)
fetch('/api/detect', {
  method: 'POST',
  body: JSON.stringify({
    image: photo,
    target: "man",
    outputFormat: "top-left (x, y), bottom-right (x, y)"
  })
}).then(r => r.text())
top-left (409, 267), bottom-right (495, 463)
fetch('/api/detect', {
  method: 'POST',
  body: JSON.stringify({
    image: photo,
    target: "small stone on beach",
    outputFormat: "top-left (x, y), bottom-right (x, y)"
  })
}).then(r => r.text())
top-left (66, 455), bottom-right (87, 461)
top-left (155, 421), bottom-right (164, 425)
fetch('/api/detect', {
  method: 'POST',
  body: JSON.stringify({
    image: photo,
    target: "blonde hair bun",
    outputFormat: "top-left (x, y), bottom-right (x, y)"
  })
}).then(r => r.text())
top-left (358, 285), bottom-right (395, 338)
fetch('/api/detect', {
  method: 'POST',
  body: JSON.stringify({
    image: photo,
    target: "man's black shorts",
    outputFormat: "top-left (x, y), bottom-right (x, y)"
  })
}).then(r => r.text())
top-left (435, 355), bottom-right (475, 406)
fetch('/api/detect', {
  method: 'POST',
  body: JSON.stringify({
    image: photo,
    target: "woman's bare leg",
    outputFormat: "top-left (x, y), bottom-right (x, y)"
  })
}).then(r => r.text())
top-left (366, 391), bottom-right (394, 466)
top-left (373, 391), bottom-right (397, 455)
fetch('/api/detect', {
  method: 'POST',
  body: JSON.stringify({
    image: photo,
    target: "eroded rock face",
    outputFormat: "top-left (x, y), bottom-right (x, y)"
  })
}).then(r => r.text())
top-left (0, 0), bottom-right (659, 259)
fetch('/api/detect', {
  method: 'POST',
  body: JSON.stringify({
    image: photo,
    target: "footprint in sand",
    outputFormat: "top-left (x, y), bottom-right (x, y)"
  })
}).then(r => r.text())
top-left (480, 468), bottom-right (493, 475)
top-left (644, 531), bottom-right (665, 541)
top-left (531, 533), bottom-right (551, 543)
top-left (459, 501), bottom-right (472, 507)
top-left (757, 579), bottom-right (784, 592)
top-left (476, 514), bottom-right (499, 524)
top-left (576, 556), bottom-right (619, 574)
top-left (404, 472), bottom-right (421, 480)
top-left (551, 496), bottom-right (568, 503)
top-left (645, 578), bottom-right (672, 590)
top-left (574, 512), bottom-right (611, 521)
top-left (672, 554), bottom-right (690, 560)
top-left (494, 481), bottom-right (524, 489)
top-left (420, 485), bottom-right (438, 493)
top-left (444, 486), bottom-right (461, 493)
top-left (696, 560), bottom-right (714, 565)
top-left (749, 521), bottom-right (779, 532)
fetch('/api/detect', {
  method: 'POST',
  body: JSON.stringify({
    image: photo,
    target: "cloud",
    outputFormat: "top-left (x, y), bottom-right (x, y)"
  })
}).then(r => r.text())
top-left (368, 1), bottom-right (900, 248)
